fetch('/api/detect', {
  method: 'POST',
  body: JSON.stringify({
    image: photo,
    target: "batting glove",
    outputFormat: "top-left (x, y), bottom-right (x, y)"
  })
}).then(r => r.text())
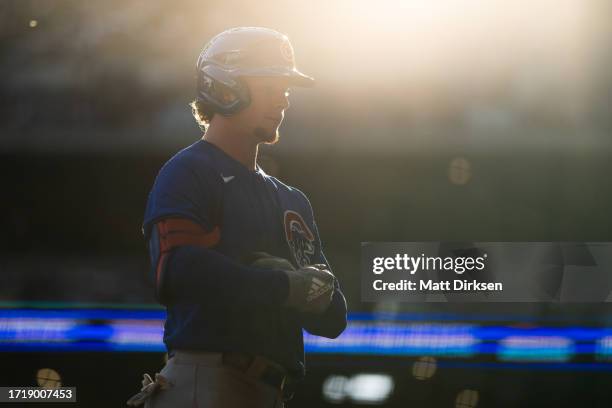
top-left (246, 252), bottom-right (335, 314)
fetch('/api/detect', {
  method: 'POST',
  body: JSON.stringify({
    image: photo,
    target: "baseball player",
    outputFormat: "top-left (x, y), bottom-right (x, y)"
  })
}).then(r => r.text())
top-left (127, 27), bottom-right (347, 408)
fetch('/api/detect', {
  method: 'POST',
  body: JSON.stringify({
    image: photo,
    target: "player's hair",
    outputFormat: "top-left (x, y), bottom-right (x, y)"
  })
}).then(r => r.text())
top-left (189, 99), bottom-right (216, 131)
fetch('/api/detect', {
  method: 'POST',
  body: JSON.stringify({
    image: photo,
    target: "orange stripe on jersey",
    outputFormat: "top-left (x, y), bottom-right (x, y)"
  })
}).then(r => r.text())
top-left (157, 218), bottom-right (221, 252)
top-left (155, 253), bottom-right (170, 291)
top-left (154, 218), bottom-right (220, 291)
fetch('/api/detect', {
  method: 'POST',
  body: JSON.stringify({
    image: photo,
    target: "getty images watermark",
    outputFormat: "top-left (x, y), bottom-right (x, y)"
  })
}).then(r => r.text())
top-left (371, 252), bottom-right (499, 292)
top-left (361, 242), bottom-right (612, 302)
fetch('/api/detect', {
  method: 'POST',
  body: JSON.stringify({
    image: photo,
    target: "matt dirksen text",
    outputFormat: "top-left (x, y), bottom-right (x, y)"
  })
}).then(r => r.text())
top-left (373, 279), bottom-right (503, 291)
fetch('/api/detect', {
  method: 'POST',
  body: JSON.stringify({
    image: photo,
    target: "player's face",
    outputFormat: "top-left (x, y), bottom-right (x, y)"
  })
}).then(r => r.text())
top-left (236, 76), bottom-right (291, 144)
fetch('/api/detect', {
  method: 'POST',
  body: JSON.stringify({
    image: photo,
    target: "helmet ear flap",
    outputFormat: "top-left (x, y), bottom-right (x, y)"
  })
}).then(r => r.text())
top-left (196, 65), bottom-right (250, 115)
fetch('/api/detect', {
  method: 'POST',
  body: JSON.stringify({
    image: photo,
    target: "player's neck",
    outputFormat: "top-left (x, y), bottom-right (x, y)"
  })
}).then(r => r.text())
top-left (203, 125), bottom-right (258, 171)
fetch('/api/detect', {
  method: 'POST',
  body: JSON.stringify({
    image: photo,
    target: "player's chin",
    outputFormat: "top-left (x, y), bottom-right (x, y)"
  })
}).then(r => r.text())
top-left (254, 127), bottom-right (281, 145)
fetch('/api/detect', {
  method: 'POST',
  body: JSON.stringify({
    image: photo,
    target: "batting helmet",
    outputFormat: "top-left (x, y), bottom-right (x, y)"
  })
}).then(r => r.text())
top-left (195, 27), bottom-right (314, 116)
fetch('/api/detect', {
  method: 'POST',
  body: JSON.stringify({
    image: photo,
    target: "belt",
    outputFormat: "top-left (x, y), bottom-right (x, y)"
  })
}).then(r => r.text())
top-left (221, 351), bottom-right (288, 392)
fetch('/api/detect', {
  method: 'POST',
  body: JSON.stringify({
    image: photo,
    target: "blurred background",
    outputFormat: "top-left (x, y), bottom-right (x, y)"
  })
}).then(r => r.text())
top-left (1, 0), bottom-right (612, 406)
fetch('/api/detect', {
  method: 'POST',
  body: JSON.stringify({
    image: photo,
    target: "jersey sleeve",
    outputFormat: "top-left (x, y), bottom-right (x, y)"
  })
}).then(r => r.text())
top-left (142, 157), bottom-right (222, 240)
top-left (142, 157), bottom-right (224, 303)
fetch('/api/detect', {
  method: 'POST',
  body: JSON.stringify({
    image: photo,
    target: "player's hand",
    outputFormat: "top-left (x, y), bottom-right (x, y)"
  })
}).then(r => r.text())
top-left (283, 265), bottom-right (335, 314)
top-left (244, 252), bottom-right (335, 313)
top-left (248, 252), bottom-right (296, 272)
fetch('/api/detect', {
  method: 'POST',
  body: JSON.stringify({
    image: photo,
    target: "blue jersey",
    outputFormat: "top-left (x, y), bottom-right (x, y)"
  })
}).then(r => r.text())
top-left (142, 139), bottom-right (346, 378)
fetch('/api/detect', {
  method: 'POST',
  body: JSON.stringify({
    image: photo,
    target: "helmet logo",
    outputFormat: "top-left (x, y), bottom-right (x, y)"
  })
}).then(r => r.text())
top-left (280, 41), bottom-right (294, 63)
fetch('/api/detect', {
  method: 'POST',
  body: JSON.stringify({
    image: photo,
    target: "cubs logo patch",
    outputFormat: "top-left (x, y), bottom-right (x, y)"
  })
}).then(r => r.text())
top-left (284, 210), bottom-right (315, 267)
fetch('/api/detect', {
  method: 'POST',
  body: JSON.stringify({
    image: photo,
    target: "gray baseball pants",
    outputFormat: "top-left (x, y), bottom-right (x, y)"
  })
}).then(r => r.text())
top-left (142, 351), bottom-right (285, 408)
